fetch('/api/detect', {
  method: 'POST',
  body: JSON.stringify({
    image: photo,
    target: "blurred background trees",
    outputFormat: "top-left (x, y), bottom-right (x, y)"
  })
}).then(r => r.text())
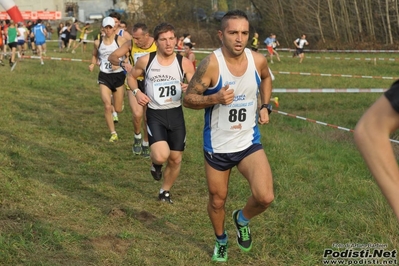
top-left (127, 0), bottom-right (399, 49)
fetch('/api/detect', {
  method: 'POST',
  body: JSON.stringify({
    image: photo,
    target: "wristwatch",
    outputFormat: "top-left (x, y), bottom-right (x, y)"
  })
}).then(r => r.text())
top-left (260, 103), bottom-right (273, 114)
top-left (133, 88), bottom-right (140, 96)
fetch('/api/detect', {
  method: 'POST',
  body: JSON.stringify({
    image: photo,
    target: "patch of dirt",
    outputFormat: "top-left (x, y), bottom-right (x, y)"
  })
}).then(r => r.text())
top-left (136, 210), bottom-right (156, 223)
top-left (108, 208), bottom-right (126, 218)
top-left (90, 235), bottom-right (130, 255)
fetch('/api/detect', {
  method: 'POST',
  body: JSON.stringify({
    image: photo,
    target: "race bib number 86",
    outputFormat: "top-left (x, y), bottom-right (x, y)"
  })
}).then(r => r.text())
top-left (218, 100), bottom-right (255, 131)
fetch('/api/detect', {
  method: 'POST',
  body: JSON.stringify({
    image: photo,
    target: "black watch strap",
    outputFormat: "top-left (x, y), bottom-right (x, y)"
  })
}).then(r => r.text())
top-left (260, 103), bottom-right (272, 114)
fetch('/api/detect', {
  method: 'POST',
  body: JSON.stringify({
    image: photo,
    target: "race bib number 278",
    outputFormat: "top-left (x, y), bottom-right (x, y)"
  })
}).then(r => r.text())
top-left (153, 80), bottom-right (181, 105)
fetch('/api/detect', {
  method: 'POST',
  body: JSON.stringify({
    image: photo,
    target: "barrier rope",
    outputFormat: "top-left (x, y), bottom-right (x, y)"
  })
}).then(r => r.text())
top-left (21, 55), bottom-right (91, 63)
top-left (272, 88), bottom-right (387, 93)
top-left (274, 71), bottom-right (398, 80)
top-left (273, 109), bottom-right (399, 144)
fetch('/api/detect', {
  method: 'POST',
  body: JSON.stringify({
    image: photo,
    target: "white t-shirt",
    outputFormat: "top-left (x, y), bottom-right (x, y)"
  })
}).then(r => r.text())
top-left (17, 27), bottom-right (26, 41)
top-left (60, 26), bottom-right (68, 38)
top-left (296, 38), bottom-right (307, 49)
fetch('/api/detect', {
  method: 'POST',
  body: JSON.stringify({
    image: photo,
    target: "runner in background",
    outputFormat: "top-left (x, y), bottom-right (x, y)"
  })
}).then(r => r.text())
top-left (89, 17), bottom-right (128, 142)
top-left (16, 22), bottom-right (27, 57)
top-left (0, 20), bottom-right (4, 66)
top-left (31, 19), bottom-right (47, 65)
top-left (108, 23), bottom-right (156, 157)
top-left (183, 42), bottom-right (196, 69)
top-left (71, 22), bottom-right (92, 53)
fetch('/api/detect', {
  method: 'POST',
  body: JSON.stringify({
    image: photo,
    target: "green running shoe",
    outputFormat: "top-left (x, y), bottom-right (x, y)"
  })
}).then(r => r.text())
top-left (232, 210), bottom-right (252, 252)
top-left (141, 145), bottom-right (150, 158)
top-left (132, 137), bottom-right (142, 155)
top-left (109, 133), bottom-right (118, 142)
top-left (113, 115), bottom-right (118, 123)
top-left (212, 241), bottom-right (228, 262)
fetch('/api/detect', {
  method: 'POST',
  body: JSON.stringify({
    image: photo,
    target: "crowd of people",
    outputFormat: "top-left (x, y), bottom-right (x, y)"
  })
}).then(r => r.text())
top-left (248, 31), bottom-right (309, 63)
top-left (0, 16), bottom-right (309, 69)
top-left (0, 17), bottom-right (96, 66)
top-left (0, 19), bottom-right (47, 66)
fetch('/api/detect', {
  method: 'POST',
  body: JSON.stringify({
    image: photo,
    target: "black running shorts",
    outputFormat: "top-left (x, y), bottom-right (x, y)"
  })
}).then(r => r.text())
top-left (98, 71), bottom-right (126, 92)
top-left (204, 143), bottom-right (263, 171)
top-left (384, 80), bottom-right (399, 113)
top-left (146, 106), bottom-right (186, 151)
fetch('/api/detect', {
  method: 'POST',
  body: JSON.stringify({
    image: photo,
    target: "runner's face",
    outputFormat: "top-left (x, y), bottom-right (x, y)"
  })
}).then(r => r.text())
top-left (132, 29), bottom-right (148, 48)
top-left (103, 26), bottom-right (114, 36)
top-left (156, 31), bottom-right (176, 56)
top-left (112, 18), bottom-right (120, 28)
top-left (219, 18), bottom-right (249, 56)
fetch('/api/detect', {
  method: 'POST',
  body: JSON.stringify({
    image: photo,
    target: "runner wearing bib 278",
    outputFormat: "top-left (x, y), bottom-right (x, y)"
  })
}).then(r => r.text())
top-left (126, 22), bottom-right (195, 204)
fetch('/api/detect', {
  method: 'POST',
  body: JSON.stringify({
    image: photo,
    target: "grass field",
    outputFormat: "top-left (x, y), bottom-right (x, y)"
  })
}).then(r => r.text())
top-left (1, 41), bottom-right (398, 265)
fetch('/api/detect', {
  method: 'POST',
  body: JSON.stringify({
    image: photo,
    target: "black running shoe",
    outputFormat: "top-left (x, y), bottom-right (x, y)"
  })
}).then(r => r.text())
top-left (158, 190), bottom-right (173, 204)
top-left (151, 163), bottom-right (162, 181)
top-left (232, 210), bottom-right (252, 252)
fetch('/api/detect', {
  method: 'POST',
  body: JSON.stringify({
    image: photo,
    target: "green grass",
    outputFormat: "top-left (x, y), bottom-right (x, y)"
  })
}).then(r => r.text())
top-left (0, 42), bottom-right (398, 265)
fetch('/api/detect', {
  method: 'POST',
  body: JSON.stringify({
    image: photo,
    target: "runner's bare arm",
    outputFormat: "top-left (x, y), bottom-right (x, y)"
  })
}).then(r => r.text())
top-left (108, 40), bottom-right (131, 66)
top-left (183, 55), bottom-right (234, 109)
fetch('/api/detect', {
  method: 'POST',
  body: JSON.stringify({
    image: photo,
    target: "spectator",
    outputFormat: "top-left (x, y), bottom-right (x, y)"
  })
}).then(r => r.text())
top-left (45, 22), bottom-right (53, 40)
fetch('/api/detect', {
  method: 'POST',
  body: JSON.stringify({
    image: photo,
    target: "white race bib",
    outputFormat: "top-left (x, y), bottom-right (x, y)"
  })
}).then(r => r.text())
top-left (153, 80), bottom-right (182, 105)
top-left (100, 59), bottom-right (113, 73)
top-left (133, 52), bottom-right (148, 64)
top-left (218, 100), bottom-right (255, 131)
